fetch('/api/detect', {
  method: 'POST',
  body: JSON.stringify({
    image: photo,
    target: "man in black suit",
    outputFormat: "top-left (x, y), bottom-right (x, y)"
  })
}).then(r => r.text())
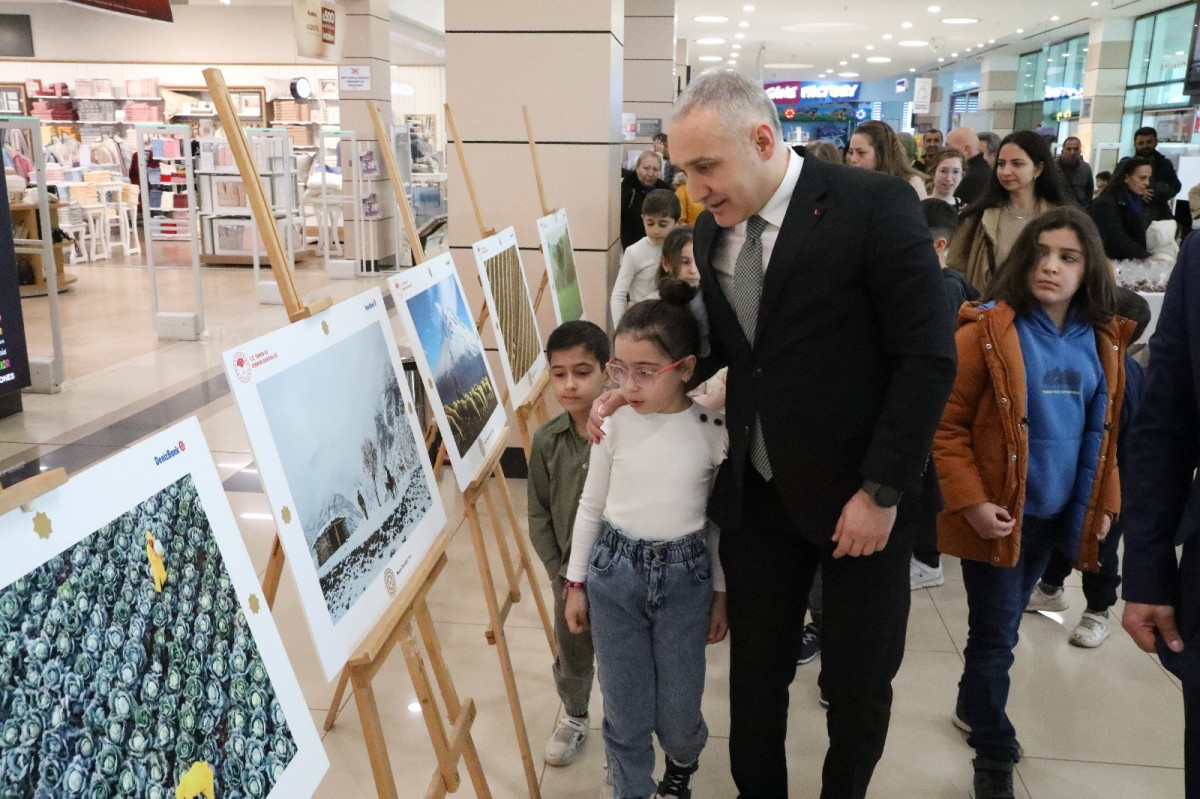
top-left (946, 126), bottom-right (991, 207)
top-left (670, 72), bottom-right (957, 797)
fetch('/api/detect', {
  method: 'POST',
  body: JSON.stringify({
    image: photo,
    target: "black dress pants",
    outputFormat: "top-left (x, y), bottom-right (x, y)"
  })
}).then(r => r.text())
top-left (722, 469), bottom-right (915, 799)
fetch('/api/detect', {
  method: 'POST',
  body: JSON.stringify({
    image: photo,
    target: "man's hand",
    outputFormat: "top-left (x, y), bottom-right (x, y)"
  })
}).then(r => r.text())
top-left (831, 490), bottom-right (897, 558)
top-left (1097, 514), bottom-right (1113, 542)
top-left (587, 390), bottom-right (627, 444)
top-left (1123, 602), bottom-right (1184, 654)
top-left (708, 591), bottom-right (728, 644)
top-left (964, 502), bottom-right (1015, 540)
top-left (565, 586), bottom-right (590, 633)
top-left (1138, 187), bottom-right (1155, 202)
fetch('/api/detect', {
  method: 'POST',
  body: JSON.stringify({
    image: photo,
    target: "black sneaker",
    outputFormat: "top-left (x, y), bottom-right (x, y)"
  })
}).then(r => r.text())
top-left (655, 756), bottom-right (699, 799)
top-left (796, 622), bottom-right (821, 665)
top-left (972, 756), bottom-right (1014, 799)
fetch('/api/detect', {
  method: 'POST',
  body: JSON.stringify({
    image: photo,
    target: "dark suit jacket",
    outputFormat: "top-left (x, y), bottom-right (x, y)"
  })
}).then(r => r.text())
top-left (955, 152), bottom-right (991, 208)
top-left (1123, 233), bottom-right (1200, 680)
top-left (693, 150), bottom-right (958, 543)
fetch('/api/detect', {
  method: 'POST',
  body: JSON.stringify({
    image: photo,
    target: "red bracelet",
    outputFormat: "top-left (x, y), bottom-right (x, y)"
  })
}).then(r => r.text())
top-left (562, 580), bottom-right (586, 598)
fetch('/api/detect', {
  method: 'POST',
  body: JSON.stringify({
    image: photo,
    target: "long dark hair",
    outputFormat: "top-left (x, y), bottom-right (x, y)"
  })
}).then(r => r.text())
top-left (849, 120), bottom-right (923, 182)
top-left (615, 279), bottom-right (700, 361)
top-left (987, 206), bottom-right (1116, 326)
top-left (1103, 156), bottom-right (1153, 198)
top-left (962, 130), bottom-right (1066, 217)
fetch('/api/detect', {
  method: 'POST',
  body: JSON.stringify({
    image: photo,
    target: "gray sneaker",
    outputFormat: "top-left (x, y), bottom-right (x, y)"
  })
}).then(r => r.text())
top-left (1025, 582), bottom-right (1069, 613)
top-left (544, 714), bottom-right (588, 766)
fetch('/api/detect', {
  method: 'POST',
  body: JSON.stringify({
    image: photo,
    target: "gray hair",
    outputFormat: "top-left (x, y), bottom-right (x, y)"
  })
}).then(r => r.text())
top-left (672, 70), bottom-right (782, 139)
top-left (635, 150), bottom-right (661, 167)
top-left (977, 131), bottom-right (1000, 156)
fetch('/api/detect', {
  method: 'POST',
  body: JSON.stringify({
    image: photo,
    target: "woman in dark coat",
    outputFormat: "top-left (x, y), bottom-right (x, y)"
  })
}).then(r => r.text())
top-left (1088, 156), bottom-right (1153, 261)
top-left (620, 151), bottom-right (671, 249)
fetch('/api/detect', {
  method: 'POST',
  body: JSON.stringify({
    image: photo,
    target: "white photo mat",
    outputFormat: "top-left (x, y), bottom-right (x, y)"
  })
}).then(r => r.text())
top-left (472, 226), bottom-right (549, 409)
top-left (0, 417), bottom-right (328, 798)
top-left (536, 208), bottom-right (586, 325)
top-left (388, 253), bottom-right (508, 492)
top-left (223, 287), bottom-right (446, 681)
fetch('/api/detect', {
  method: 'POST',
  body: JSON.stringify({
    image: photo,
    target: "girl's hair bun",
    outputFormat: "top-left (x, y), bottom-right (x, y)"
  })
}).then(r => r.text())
top-left (657, 277), bottom-right (698, 306)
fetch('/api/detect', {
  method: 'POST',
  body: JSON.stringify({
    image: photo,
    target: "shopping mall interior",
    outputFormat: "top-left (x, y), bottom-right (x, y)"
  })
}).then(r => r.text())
top-left (0, 0), bottom-right (1196, 797)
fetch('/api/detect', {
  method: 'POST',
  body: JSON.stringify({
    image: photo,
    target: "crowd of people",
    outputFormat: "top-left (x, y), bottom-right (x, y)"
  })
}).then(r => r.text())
top-left (540, 71), bottom-right (1198, 799)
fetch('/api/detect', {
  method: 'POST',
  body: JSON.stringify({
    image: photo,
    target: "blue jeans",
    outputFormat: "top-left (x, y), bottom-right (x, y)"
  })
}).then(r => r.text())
top-left (588, 521), bottom-right (713, 799)
top-left (959, 515), bottom-right (1066, 762)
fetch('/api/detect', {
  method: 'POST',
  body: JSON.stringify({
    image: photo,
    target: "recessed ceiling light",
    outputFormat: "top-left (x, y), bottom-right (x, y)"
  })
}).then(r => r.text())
top-left (1050, 15), bottom-right (1059, 21)
top-left (851, 53), bottom-right (860, 58)
top-left (942, 17), bottom-right (979, 24)
top-left (901, 21), bottom-right (914, 28)
top-left (694, 15), bottom-right (728, 23)
top-left (840, 60), bottom-right (848, 65)
top-left (734, 33), bottom-right (745, 39)
top-left (909, 68), bottom-right (916, 72)
top-left (950, 51), bottom-right (959, 56)
top-left (899, 40), bottom-right (929, 47)
top-left (883, 33), bottom-right (893, 40)
top-left (730, 52), bottom-right (739, 58)
top-left (742, 4), bottom-right (755, 10)
top-left (965, 47), bottom-right (973, 52)
top-left (732, 44), bottom-right (742, 49)
top-left (1016, 28), bottom-right (1024, 33)
top-left (738, 21), bottom-right (750, 28)
top-left (764, 62), bottom-right (815, 69)
top-left (698, 56), bottom-right (723, 62)
top-left (866, 45), bottom-right (875, 50)
top-left (866, 56), bottom-right (892, 63)
top-left (696, 38), bottom-right (725, 44)
top-left (937, 57), bottom-right (945, 62)
top-left (838, 72), bottom-right (860, 77)
top-left (927, 5), bottom-right (940, 12)
top-left (988, 38), bottom-right (995, 43)
top-left (1090, 1), bottom-right (1098, 4)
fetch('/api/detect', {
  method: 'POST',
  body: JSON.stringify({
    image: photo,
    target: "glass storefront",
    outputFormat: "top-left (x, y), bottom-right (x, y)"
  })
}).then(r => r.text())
top-left (1121, 2), bottom-right (1197, 153)
top-left (1013, 34), bottom-right (1088, 139)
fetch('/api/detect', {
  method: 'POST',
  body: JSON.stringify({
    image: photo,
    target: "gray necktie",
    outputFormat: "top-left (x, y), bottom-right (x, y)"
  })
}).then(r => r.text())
top-left (731, 214), bottom-right (772, 480)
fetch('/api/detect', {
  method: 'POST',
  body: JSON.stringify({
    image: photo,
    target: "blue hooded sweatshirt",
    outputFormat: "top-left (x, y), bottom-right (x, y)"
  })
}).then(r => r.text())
top-left (1015, 305), bottom-right (1107, 541)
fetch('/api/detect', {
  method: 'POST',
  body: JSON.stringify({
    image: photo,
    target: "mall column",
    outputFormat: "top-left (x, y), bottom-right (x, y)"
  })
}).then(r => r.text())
top-left (338, 0), bottom-right (398, 269)
top-left (444, 1), bottom-right (625, 336)
top-left (1077, 16), bottom-right (1134, 167)
top-left (978, 53), bottom-right (1018, 136)
top-left (624, 0), bottom-right (678, 162)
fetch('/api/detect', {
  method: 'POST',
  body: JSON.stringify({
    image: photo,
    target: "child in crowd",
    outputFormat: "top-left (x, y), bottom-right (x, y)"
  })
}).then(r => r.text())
top-left (934, 207), bottom-right (1130, 799)
top-left (611, 189), bottom-right (681, 326)
top-left (1025, 288), bottom-right (1149, 647)
top-left (565, 281), bottom-right (728, 799)
top-left (912, 199), bottom-right (981, 590)
top-left (1094, 170), bottom-right (1111, 198)
top-left (527, 321), bottom-right (611, 767)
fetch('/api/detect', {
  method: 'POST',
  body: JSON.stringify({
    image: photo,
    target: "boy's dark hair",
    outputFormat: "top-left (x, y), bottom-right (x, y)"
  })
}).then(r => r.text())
top-left (987, 205), bottom-right (1116, 327)
top-left (642, 188), bottom-right (682, 220)
top-left (615, 279), bottom-right (700, 361)
top-left (660, 226), bottom-right (694, 277)
top-left (1095, 170), bottom-right (1112, 183)
top-left (921, 198), bottom-right (959, 245)
top-left (546, 320), bottom-right (610, 365)
top-left (1114, 287), bottom-right (1152, 344)
top-left (652, 132), bottom-right (668, 145)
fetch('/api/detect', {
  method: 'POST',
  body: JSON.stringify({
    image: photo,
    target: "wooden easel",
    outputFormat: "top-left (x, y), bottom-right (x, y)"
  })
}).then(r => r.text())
top-left (207, 71), bottom-right (490, 799)
top-left (0, 469), bottom-right (67, 516)
top-left (522, 105), bottom-right (555, 317)
top-left (444, 102), bottom-right (552, 459)
top-left (385, 101), bottom-right (557, 799)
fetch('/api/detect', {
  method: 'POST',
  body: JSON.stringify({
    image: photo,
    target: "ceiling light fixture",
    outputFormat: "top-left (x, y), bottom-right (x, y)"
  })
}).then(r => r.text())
top-left (742, 4), bottom-right (755, 10)
top-left (942, 17), bottom-right (979, 24)
top-left (866, 45), bottom-right (875, 50)
top-left (927, 5), bottom-right (940, 12)
top-left (950, 51), bottom-right (959, 56)
top-left (1050, 15), bottom-right (1059, 21)
top-left (938, 57), bottom-right (945, 62)
top-left (696, 37), bottom-right (725, 44)
top-left (988, 38), bottom-right (995, 43)
top-left (738, 21), bottom-right (750, 28)
top-left (898, 40), bottom-right (928, 47)
top-left (764, 62), bottom-right (815, 69)
top-left (866, 56), bottom-right (892, 63)
top-left (909, 68), bottom-right (916, 72)
top-left (840, 60), bottom-right (848, 65)
top-left (734, 33), bottom-right (745, 39)
top-left (698, 56), bottom-right (723, 62)
top-left (882, 33), bottom-right (893, 40)
top-left (1016, 28), bottom-right (1024, 33)
top-left (902, 21), bottom-right (914, 28)
top-left (838, 72), bottom-right (860, 77)
top-left (694, 15), bottom-right (728, 22)
top-left (965, 48), bottom-right (972, 52)
top-left (732, 44), bottom-right (742, 49)
top-left (851, 53), bottom-right (860, 58)
top-left (730, 52), bottom-right (739, 58)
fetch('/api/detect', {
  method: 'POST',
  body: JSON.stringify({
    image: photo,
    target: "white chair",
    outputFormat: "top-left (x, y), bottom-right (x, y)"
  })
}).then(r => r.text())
top-left (59, 203), bottom-right (89, 263)
top-left (82, 204), bottom-right (108, 261)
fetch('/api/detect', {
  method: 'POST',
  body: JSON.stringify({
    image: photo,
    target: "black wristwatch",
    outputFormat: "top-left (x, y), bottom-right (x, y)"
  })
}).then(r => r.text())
top-left (862, 479), bottom-right (903, 508)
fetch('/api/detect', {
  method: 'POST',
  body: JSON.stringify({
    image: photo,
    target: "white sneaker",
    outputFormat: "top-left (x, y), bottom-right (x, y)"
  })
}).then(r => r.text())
top-left (910, 557), bottom-right (945, 590)
top-left (1025, 582), bottom-right (1069, 613)
top-left (544, 714), bottom-right (588, 766)
top-left (599, 766), bottom-right (614, 799)
top-left (1069, 610), bottom-right (1111, 648)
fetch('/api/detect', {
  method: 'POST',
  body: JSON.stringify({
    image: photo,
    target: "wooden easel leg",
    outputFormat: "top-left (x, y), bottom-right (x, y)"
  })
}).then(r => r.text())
top-left (482, 480), bottom-right (521, 604)
top-left (515, 405), bottom-right (535, 459)
top-left (262, 533), bottom-right (286, 609)
top-left (350, 666), bottom-right (400, 799)
top-left (465, 497), bottom-right (542, 799)
top-left (400, 619), bottom-right (461, 794)
top-left (492, 465), bottom-right (558, 659)
top-left (323, 667), bottom-right (351, 731)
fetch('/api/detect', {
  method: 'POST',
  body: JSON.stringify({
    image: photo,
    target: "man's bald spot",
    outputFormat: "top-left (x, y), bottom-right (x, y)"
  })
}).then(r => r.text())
top-left (945, 127), bottom-right (979, 158)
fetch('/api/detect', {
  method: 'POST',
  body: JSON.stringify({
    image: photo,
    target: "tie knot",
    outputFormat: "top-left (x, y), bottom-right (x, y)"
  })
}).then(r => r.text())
top-left (746, 214), bottom-right (767, 239)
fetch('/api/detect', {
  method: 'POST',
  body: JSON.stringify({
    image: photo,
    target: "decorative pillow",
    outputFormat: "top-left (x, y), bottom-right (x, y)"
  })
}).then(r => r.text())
top-left (128, 78), bottom-right (159, 99)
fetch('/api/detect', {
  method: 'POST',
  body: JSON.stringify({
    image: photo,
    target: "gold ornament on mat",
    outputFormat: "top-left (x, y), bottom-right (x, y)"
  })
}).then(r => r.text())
top-left (321, 320), bottom-right (330, 336)
top-left (281, 506), bottom-right (292, 524)
top-left (248, 593), bottom-right (261, 614)
top-left (32, 511), bottom-right (52, 539)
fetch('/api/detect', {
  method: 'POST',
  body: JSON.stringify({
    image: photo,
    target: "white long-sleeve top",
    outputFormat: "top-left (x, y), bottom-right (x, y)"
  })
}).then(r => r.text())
top-left (567, 403), bottom-right (728, 590)
top-left (610, 237), bottom-right (663, 326)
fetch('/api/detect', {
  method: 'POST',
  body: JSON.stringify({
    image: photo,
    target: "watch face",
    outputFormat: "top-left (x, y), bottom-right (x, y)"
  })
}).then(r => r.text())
top-left (291, 77), bottom-right (312, 101)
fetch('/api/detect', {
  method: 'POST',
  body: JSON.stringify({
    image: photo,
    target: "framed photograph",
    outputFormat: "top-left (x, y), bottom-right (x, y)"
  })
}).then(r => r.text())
top-left (472, 227), bottom-right (548, 409)
top-left (536, 208), bottom-right (585, 324)
top-left (388, 253), bottom-right (507, 491)
top-left (0, 418), bottom-right (328, 798)
top-left (223, 287), bottom-right (446, 681)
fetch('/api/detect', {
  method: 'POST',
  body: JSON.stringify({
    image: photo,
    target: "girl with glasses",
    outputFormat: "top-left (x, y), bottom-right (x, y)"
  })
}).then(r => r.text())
top-left (564, 279), bottom-right (728, 799)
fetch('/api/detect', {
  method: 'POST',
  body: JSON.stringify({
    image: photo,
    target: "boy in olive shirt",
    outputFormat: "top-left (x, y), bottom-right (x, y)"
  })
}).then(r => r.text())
top-left (528, 320), bottom-right (610, 767)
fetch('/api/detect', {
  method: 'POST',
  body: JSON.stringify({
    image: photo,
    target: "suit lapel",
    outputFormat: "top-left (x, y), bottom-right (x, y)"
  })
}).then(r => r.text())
top-left (754, 155), bottom-right (830, 348)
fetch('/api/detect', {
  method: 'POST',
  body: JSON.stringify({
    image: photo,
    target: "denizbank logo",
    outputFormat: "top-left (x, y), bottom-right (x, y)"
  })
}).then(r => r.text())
top-left (154, 440), bottom-right (187, 466)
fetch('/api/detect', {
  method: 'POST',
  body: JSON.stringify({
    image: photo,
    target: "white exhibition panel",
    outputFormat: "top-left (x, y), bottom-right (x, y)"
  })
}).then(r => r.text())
top-left (535, 208), bottom-right (587, 325)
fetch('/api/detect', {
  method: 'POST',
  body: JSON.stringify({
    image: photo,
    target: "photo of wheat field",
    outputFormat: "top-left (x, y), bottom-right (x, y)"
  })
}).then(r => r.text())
top-left (482, 243), bottom-right (541, 386)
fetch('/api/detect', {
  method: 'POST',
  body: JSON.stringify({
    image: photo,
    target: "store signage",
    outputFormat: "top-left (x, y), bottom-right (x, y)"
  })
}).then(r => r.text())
top-left (636, 118), bottom-right (663, 137)
top-left (912, 78), bottom-right (933, 115)
top-left (0, 190), bottom-right (32, 397)
top-left (895, 78), bottom-right (908, 93)
top-left (764, 81), bottom-right (802, 104)
top-left (799, 82), bottom-right (862, 102)
top-left (63, 0), bottom-right (172, 23)
top-left (1044, 85), bottom-right (1084, 101)
top-left (338, 65), bottom-right (372, 93)
top-left (295, 0), bottom-right (343, 62)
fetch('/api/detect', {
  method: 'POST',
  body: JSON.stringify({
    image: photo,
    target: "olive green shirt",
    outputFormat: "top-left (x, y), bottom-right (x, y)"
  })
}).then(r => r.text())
top-left (527, 411), bottom-right (590, 580)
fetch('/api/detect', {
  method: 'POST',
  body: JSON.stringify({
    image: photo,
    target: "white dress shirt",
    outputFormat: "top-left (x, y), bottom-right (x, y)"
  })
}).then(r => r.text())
top-left (713, 149), bottom-right (805, 301)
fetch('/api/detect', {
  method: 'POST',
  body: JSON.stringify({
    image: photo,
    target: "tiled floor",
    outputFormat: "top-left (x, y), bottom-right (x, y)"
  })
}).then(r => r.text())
top-left (0, 260), bottom-right (1186, 797)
